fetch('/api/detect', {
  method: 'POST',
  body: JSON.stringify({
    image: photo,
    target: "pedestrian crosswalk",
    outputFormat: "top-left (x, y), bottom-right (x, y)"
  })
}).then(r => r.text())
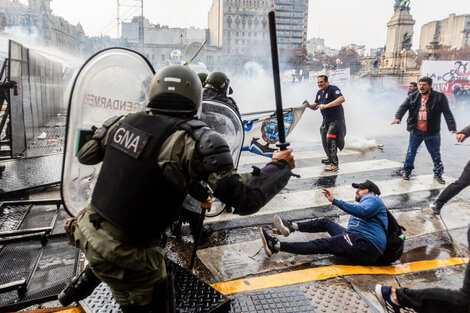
top-left (208, 174), bottom-right (448, 223)
top-left (208, 147), bottom-right (447, 224)
top-left (194, 145), bottom-right (466, 299)
top-left (237, 148), bottom-right (360, 166)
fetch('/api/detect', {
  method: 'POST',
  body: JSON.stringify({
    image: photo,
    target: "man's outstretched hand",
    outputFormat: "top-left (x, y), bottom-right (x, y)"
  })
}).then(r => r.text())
top-left (322, 188), bottom-right (334, 202)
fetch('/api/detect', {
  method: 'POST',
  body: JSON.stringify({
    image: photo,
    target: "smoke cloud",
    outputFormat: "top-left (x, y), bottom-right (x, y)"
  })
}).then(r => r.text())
top-left (228, 62), bottom-right (470, 151)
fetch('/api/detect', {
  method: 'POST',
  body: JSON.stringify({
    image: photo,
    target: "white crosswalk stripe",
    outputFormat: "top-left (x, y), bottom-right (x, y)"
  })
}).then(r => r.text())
top-left (290, 159), bottom-right (402, 179)
top-left (237, 149), bottom-right (360, 165)
top-left (207, 174), bottom-right (448, 224)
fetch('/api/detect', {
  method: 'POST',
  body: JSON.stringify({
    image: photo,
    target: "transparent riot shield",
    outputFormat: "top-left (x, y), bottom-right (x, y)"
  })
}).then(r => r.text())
top-left (200, 100), bottom-right (243, 167)
top-left (61, 48), bottom-right (155, 216)
top-left (183, 100), bottom-right (244, 217)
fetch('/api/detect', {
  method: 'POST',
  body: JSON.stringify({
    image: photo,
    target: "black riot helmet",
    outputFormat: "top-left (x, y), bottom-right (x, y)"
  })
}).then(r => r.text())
top-left (205, 71), bottom-right (230, 94)
top-left (147, 65), bottom-right (203, 118)
top-left (198, 72), bottom-right (208, 87)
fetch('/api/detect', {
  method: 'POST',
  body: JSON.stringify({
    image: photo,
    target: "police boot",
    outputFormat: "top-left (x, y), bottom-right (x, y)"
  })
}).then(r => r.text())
top-left (58, 266), bottom-right (101, 306)
top-left (150, 274), bottom-right (176, 313)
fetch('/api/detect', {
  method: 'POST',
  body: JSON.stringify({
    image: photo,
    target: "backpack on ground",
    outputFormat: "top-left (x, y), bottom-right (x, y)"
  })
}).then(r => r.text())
top-left (374, 209), bottom-right (406, 264)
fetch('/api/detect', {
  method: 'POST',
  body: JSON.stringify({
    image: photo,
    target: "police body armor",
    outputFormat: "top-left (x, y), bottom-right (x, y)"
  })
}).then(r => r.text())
top-left (91, 112), bottom-right (187, 238)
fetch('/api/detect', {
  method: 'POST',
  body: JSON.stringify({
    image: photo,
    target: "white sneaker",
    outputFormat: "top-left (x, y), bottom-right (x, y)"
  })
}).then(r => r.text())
top-left (324, 164), bottom-right (339, 172)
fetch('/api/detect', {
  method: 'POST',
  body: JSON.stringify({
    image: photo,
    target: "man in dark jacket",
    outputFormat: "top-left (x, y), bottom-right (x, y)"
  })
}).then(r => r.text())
top-left (392, 77), bottom-right (457, 184)
top-left (430, 123), bottom-right (470, 214)
top-left (408, 82), bottom-right (418, 96)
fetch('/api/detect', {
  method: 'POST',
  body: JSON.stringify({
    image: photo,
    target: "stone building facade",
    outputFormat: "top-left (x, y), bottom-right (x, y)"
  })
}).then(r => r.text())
top-left (419, 14), bottom-right (470, 52)
top-left (0, 0), bottom-right (87, 56)
top-left (208, 0), bottom-right (308, 55)
top-left (120, 17), bottom-right (213, 70)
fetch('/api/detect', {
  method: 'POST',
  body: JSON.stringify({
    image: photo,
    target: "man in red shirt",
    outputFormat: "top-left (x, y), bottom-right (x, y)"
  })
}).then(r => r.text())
top-left (392, 77), bottom-right (457, 184)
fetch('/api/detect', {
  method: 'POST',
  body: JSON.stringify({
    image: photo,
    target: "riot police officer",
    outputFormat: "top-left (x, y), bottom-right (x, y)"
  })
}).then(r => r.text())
top-left (203, 71), bottom-right (240, 117)
top-left (197, 72), bottom-right (208, 87)
top-left (59, 65), bottom-right (294, 313)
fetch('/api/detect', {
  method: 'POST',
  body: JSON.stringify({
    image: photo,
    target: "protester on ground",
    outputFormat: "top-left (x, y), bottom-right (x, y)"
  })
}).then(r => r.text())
top-left (304, 75), bottom-right (346, 172)
top-left (375, 225), bottom-right (470, 313)
top-left (59, 65), bottom-right (295, 313)
top-left (431, 123), bottom-right (470, 214)
top-left (260, 180), bottom-right (387, 265)
top-left (391, 77), bottom-right (457, 184)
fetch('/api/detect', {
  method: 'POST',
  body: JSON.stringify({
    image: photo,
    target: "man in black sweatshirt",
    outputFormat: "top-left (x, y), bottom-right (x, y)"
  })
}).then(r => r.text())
top-left (430, 123), bottom-right (470, 214)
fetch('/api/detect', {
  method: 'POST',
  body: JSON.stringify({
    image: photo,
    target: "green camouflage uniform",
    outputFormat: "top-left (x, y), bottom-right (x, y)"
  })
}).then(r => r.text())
top-left (74, 124), bottom-right (251, 307)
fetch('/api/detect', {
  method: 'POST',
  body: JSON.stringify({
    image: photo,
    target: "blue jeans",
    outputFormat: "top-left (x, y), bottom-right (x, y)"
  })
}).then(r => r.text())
top-left (279, 218), bottom-right (380, 265)
top-left (403, 129), bottom-right (444, 176)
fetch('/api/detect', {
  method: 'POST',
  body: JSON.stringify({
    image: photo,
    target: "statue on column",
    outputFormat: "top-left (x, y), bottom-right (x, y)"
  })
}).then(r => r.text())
top-left (394, 0), bottom-right (410, 12)
top-left (402, 32), bottom-right (412, 50)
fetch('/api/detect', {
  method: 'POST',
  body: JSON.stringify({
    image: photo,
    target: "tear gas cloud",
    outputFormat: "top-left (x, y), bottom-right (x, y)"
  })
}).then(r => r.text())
top-left (227, 61), bottom-right (470, 149)
top-left (0, 26), bottom-right (84, 71)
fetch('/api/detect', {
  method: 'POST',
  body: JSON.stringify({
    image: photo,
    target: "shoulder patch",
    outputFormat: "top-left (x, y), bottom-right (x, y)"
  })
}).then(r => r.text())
top-left (335, 90), bottom-right (341, 95)
top-left (110, 122), bottom-right (150, 159)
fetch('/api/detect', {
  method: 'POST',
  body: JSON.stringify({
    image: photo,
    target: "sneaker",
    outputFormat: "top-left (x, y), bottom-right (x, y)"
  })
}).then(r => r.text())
top-left (374, 284), bottom-right (401, 313)
top-left (273, 215), bottom-right (295, 237)
top-left (434, 175), bottom-right (446, 185)
top-left (402, 172), bottom-right (410, 180)
top-left (321, 157), bottom-right (331, 165)
top-left (259, 227), bottom-right (278, 257)
top-left (324, 164), bottom-right (339, 172)
top-left (430, 201), bottom-right (444, 215)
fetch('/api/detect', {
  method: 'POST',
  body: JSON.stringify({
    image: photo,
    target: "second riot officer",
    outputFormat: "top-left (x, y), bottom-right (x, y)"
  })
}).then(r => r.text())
top-left (203, 71), bottom-right (240, 117)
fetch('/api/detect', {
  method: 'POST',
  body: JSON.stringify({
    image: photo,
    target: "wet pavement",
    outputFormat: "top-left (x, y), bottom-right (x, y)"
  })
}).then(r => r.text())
top-left (165, 132), bottom-right (470, 312)
top-left (4, 131), bottom-right (470, 312)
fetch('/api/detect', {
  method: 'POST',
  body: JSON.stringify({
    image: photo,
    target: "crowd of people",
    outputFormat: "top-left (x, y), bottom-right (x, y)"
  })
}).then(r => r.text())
top-left (58, 64), bottom-right (469, 313)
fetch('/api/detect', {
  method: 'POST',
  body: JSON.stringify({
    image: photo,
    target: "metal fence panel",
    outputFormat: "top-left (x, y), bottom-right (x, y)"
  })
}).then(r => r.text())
top-left (7, 40), bottom-right (72, 157)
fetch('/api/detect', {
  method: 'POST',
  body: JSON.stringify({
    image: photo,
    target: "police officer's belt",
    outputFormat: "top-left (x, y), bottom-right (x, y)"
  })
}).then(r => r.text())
top-left (87, 206), bottom-right (163, 247)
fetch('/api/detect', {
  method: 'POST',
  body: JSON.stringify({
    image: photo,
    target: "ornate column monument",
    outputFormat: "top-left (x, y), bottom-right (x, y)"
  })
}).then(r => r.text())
top-left (381, 0), bottom-right (417, 70)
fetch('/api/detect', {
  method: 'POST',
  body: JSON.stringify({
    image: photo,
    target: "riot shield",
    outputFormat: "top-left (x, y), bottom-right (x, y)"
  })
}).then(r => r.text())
top-left (61, 48), bottom-right (155, 216)
top-left (200, 100), bottom-right (244, 167)
top-left (183, 99), bottom-right (244, 217)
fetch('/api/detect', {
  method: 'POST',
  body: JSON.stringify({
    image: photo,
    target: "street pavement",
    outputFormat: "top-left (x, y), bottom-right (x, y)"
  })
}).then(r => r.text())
top-left (168, 132), bottom-right (470, 313)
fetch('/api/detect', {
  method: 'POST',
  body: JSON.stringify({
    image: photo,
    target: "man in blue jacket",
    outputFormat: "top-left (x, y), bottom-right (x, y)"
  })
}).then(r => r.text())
top-left (260, 180), bottom-right (387, 265)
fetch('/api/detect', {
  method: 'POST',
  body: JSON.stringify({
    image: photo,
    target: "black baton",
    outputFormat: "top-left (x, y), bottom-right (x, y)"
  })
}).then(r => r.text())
top-left (268, 10), bottom-right (289, 151)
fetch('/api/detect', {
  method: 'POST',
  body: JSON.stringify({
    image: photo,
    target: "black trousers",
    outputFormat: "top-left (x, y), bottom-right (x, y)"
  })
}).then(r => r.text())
top-left (436, 159), bottom-right (470, 205)
top-left (320, 120), bottom-right (346, 166)
top-left (396, 227), bottom-right (470, 313)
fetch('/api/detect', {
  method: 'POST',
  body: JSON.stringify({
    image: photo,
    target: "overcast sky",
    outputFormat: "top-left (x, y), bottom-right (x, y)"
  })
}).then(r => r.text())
top-left (49, 0), bottom-right (469, 50)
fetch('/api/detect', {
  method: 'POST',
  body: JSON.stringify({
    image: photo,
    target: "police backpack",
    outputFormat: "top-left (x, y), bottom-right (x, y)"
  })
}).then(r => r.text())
top-left (374, 209), bottom-right (406, 264)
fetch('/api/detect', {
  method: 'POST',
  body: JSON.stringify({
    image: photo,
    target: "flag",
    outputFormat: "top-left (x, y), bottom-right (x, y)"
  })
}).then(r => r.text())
top-left (241, 106), bottom-right (306, 157)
